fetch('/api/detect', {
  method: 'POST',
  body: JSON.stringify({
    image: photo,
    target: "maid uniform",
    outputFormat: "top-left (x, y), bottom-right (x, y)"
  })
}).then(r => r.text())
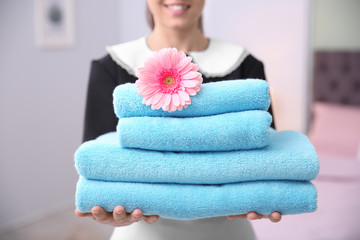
top-left (83, 37), bottom-right (275, 240)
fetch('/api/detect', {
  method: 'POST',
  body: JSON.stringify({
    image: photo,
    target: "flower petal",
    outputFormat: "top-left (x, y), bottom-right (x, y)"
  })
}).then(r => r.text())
top-left (162, 104), bottom-right (169, 111)
top-left (159, 48), bottom-right (172, 69)
top-left (186, 88), bottom-right (197, 96)
top-left (182, 71), bottom-right (201, 80)
top-left (163, 93), bottom-right (172, 107)
top-left (181, 80), bottom-right (198, 88)
top-left (153, 95), bottom-right (165, 110)
top-left (176, 57), bottom-right (192, 74)
top-left (170, 48), bottom-right (179, 66)
top-left (193, 85), bottom-right (201, 92)
top-left (137, 71), bottom-right (159, 84)
top-left (167, 104), bottom-right (177, 112)
top-left (151, 92), bottom-right (163, 105)
top-left (179, 95), bottom-right (185, 105)
top-left (142, 93), bottom-right (153, 104)
top-left (145, 95), bottom-right (155, 106)
top-left (171, 93), bottom-right (180, 107)
top-left (144, 54), bottom-right (161, 69)
top-left (190, 63), bottom-right (199, 72)
top-left (139, 86), bottom-right (158, 96)
top-left (178, 90), bottom-right (190, 101)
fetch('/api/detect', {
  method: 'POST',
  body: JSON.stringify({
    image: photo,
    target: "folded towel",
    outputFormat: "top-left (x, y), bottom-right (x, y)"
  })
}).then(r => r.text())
top-left (113, 79), bottom-right (270, 118)
top-left (76, 177), bottom-right (317, 220)
top-left (75, 130), bottom-right (319, 184)
top-left (117, 111), bottom-right (272, 152)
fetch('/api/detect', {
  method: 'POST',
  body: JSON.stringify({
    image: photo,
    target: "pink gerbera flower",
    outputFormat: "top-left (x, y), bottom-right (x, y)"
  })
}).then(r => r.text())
top-left (135, 48), bottom-right (203, 112)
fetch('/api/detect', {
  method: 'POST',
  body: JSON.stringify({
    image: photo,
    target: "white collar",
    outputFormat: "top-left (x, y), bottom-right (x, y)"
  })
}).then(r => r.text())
top-left (106, 37), bottom-right (248, 78)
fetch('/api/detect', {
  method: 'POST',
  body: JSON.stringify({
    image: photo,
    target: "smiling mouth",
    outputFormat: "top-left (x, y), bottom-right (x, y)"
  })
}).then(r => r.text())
top-left (164, 3), bottom-right (190, 13)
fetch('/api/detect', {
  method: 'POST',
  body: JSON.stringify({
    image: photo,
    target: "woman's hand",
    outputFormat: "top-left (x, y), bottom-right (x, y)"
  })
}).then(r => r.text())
top-left (75, 206), bottom-right (159, 227)
top-left (227, 211), bottom-right (282, 223)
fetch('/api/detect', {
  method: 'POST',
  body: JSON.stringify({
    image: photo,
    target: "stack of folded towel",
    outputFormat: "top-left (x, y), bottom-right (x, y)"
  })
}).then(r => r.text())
top-left (75, 79), bottom-right (319, 220)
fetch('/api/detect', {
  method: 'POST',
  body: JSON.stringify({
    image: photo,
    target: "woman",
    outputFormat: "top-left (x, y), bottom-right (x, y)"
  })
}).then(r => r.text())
top-left (76, 0), bottom-right (281, 239)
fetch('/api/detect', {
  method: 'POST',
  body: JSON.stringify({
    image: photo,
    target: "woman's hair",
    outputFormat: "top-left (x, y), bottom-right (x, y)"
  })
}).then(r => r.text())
top-left (146, 4), bottom-right (204, 33)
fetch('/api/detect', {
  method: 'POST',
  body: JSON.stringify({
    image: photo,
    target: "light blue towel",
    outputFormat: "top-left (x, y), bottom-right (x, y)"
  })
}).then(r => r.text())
top-left (113, 79), bottom-right (270, 118)
top-left (76, 177), bottom-right (317, 220)
top-left (117, 111), bottom-right (272, 152)
top-left (75, 130), bottom-right (319, 184)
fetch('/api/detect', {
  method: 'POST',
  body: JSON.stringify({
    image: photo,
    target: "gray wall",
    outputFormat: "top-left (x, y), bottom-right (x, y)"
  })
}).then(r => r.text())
top-left (0, 0), bottom-right (122, 229)
top-left (314, 0), bottom-right (360, 50)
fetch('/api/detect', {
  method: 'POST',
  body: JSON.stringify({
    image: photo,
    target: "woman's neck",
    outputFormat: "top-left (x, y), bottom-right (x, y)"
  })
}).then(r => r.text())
top-left (146, 26), bottom-right (208, 53)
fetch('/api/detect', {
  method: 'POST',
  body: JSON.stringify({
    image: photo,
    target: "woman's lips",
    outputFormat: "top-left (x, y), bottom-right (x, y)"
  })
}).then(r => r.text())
top-left (164, 3), bottom-right (190, 15)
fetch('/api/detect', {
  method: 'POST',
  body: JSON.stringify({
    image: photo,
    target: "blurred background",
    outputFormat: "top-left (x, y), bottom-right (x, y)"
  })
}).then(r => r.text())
top-left (0, 0), bottom-right (359, 239)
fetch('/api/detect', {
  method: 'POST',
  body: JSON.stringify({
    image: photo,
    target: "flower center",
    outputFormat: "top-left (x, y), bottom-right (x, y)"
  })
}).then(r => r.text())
top-left (158, 69), bottom-right (181, 93)
top-left (164, 76), bottom-right (175, 87)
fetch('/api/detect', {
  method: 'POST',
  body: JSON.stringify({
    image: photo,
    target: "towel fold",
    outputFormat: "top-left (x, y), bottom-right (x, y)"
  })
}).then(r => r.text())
top-left (117, 111), bottom-right (272, 152)
top-left (113, 79), bottom-right (270, 118)
top-left (75, 130), bottom-right (319, 184)
top-left (76, 176), bottom-right (317, 220)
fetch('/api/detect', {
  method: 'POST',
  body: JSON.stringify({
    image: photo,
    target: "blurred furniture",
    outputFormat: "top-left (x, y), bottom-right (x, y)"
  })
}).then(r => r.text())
top-left (252, 51), bottom-right (360, 240)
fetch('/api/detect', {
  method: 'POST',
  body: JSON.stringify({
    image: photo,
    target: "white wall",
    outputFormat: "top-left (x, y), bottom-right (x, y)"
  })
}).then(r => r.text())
top-left (203, 0), bottom-right (312, 132)
top-left (117, 0), bottom-right (151, 43)
top-left (314, 0), bottom-right (360, 50)
top-left (0, 0), bottom-right (120, 230)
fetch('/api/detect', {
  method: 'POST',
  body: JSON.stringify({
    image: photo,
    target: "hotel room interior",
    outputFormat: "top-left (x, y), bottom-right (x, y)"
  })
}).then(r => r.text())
top-left (0, 0), bottom-right (359, 239)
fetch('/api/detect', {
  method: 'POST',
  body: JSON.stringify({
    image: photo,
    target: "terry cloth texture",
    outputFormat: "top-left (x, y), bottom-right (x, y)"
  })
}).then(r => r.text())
top-left (76, 176), bottom-right (317, 220)
top-left (74, 130), bottom-right (319, 184)
top-left (113, 79), bottom-right (270, 118)
top-left (117, 111), bottom-right (272, 152)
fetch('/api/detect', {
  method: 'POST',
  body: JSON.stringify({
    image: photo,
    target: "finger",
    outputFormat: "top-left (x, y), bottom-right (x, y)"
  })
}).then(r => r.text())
top-left (247, 212), bottom-right (264, 220)
top-left (113, 206), bottom-right (127, 221)
top-left (91, 206), bottom-right (112, 222)
top-left (142, 215), bottom-right (159, 224)
top-left (227, 214), bottom-right (247, 219)
top-left (247, 212), bottom-right (258, 220)
top-left (148, 215), bottom-right (159, 224)
top-left (269, 212), bottom-right (282, 223)
top-left (75, 209), bottom-right (92, 218)
top-left (128, 209), bottom-right (142, 223)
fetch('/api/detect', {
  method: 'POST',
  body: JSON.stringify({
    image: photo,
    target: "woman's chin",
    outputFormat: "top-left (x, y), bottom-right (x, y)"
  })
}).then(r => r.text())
top-left (163, 19), bottom-right (198, 31)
